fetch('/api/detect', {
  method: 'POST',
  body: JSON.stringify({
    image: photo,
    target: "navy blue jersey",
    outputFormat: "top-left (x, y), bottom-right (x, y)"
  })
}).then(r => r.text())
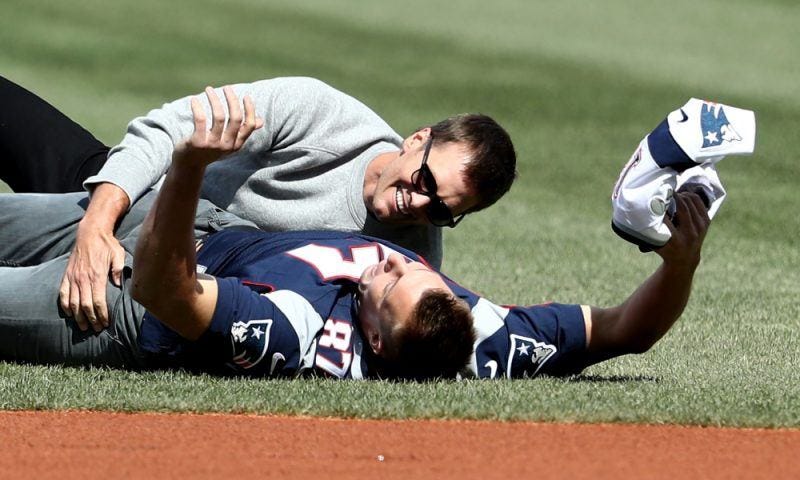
top-left (138, 230), bottom-right (590, 379)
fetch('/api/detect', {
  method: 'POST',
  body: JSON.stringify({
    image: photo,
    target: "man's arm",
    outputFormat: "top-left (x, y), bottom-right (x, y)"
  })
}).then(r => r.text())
top-left (60, 81), bottom-right (292, 329)
top-left (61, 89), bottom-right (205, 330)
top-left (131, 87), bottom-right (261, 340)
top-left (58, 182), bottom-right (129, 332)
top-left (587, 192), bottom-right (710, 358)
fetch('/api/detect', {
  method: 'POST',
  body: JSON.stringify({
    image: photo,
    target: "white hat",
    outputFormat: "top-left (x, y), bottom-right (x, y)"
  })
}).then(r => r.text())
top-left (611, 99), bottom-right (756, 250)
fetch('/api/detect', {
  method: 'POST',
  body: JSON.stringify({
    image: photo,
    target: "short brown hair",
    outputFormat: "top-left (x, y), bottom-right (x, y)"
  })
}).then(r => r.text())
top-left (382, 289), bottom-right (475, 381)
top-left (428, 114), bottom-right (517, 212)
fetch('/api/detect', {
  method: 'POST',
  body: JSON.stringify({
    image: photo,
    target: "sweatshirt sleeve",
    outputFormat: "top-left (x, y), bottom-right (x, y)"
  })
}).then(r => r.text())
top-left (82, 78), bottom-right (332, 205)
top-left (83, 89), bottom-right (199, 203)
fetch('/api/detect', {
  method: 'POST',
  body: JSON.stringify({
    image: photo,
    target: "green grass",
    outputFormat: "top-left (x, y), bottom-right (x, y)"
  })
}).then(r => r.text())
top-left (1, 0), bottom-right (798, 427)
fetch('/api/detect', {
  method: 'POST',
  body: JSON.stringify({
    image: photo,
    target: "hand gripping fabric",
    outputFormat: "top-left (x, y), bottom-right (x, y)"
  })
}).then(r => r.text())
top-left (611, 98), bottom-right (756, 251)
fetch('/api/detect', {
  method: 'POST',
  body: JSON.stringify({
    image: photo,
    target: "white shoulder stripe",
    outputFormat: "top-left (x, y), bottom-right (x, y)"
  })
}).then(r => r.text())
top-left (464, 298), bottom-right (509, 377)
top-left (262, 290), bottom-right (325, 373)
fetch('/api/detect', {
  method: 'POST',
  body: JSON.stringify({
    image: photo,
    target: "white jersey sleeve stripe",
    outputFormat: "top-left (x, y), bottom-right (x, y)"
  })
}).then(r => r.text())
top-left (263, 290), bottom-right (325, 372)
top-left (465, 298), bottom-right (509, 377)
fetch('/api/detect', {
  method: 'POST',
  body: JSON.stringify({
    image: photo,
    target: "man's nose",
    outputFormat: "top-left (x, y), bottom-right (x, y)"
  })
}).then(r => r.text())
top-left (408, 191), bottom-right (431, 212)
top-left (385, 254), bottom-right (408, 275)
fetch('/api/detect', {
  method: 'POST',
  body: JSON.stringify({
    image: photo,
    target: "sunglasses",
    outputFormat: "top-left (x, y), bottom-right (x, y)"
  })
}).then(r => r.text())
top-left (410, 135), bottom-right (465, 228)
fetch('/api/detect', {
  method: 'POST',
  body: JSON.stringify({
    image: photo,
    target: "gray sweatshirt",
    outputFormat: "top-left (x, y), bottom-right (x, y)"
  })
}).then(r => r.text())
top-left (84, 77), bottom-right (442, 267)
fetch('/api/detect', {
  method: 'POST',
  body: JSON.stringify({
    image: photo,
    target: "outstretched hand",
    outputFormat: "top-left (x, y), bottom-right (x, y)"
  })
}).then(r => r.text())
top-left (655, 191), bottom-right (711, 270)
top-left (173, 85), bottom-right (264, 166)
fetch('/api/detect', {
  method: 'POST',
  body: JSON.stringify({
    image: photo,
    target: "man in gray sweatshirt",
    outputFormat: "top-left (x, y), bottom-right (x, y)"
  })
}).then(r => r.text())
top-left (0, 77), bottom-right (517, 332)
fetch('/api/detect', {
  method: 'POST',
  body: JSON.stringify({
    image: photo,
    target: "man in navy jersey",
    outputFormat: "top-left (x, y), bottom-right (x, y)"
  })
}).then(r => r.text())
top-left (0, 89), bottom-right (711, 380)
top-left (0, 88), bottom-right (475, 380)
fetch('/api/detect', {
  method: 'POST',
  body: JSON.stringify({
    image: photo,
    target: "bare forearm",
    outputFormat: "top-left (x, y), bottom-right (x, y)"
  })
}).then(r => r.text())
top-left (81, 182), bottom-right (130, 232)
top-left (132, 160), bottom-right (204, 310)
top-left (610, 261), bottom-right (697, 353)
top-left (131, 86), bottom-right (261, 339)
top-left (588, 192), bottom-right (709, 356)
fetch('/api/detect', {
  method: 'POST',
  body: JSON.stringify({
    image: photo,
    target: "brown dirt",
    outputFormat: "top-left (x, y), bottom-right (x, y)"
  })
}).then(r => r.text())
top-left (1, 411), bottom-right (798, 479)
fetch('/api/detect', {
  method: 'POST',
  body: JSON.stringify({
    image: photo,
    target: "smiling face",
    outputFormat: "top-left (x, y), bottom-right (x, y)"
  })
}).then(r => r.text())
top-left (357, 253), bottom-right (452, 356)
top-left (365, 129), bottom-right (479, 226)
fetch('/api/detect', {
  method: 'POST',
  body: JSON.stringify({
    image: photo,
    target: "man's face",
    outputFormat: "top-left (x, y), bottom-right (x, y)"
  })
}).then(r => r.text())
top-left (357, 253), bottom-right (451, 355)
top-left (368, 129), bottom-right (479, 226)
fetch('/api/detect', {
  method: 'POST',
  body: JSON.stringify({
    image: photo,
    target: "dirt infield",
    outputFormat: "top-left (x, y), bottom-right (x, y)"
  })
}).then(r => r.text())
top-left (1, 411), bottom-right (798, 479)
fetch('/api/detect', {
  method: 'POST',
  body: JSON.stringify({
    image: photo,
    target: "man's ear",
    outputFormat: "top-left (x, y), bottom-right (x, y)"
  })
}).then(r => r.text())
top-left (402, 127), bottom-right (431, 152)
top-left (368, 328), bottom-right (383, 355)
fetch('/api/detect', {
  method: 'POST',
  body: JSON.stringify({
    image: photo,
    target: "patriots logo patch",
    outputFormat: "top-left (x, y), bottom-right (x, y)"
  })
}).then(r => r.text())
top-left (229, 319), bottom-right (274, 370)
top-left (700, 103), bottom-right (742, 148)
top-left (507, 334), bottom-right (556, 378)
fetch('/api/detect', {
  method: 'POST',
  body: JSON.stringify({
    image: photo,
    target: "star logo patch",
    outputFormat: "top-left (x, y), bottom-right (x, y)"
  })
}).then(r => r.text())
top-left (700, 103), bottom-right (742, 148)
top-left (229, 319), bottom-right (274, 370)
top-left (507, 334), bottom-right (556, 378)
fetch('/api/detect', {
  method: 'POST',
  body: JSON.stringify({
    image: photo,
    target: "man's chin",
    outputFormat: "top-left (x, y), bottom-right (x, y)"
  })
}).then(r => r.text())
top-left (372, 210), bottom-right (412, 225)
top-left (387, 216), bottom-right (423, 226)
top-left (369, 201), bottom-right (421, 225)
top-left (367, 202), bottom-right (392, 223)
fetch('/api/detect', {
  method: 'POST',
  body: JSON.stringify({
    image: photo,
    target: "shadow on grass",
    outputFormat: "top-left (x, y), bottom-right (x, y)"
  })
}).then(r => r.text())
top-left (566, 374), bottom-right (661, 384)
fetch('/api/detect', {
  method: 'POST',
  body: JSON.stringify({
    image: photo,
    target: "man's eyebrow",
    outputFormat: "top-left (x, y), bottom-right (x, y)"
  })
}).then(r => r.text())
top-left (383, 268), bottom-right (439, 301)
top-left (383, 278), bottom-right (399, 298)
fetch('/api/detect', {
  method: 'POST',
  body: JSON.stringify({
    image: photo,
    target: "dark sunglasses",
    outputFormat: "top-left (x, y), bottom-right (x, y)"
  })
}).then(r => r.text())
top-left (410, 135), bottom-right (465, 228)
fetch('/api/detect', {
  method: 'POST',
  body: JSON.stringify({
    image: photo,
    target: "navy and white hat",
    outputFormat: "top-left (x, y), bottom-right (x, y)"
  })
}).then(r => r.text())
top-left (611, 98), bottom-right (756, 250)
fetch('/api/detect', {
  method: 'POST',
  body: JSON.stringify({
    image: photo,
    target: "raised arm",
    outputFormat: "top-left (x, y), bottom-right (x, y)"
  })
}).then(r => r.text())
top-left (131, 87), bottom-right (262, 340)
top-left (587, 191), bottom-right (710, 359)
top-left (58, 82), bottom-right (275, 332)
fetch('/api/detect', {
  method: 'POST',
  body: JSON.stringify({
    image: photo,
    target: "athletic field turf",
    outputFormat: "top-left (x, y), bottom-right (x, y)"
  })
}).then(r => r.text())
top-left (1, 0), bottom-right (798, 428)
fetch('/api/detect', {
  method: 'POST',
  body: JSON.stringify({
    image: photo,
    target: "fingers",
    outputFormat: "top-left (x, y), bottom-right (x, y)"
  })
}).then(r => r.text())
top-left (662, 212), bottom-right (676, 236)
top-left (200, 86), bottom-right (258, 147)
top-left (59, 270), bottom-right (87, 331)
top-left (190, 97), bottom-right (207, 138)
top-left (675, 192), bottom-right (710, 236)
top-left (58, 258), bottom-right (88, 331)
top-left (111, 249), bottom-right (126, 287)
top-left (222, 86), bottom-right (243, 145)
top-left (61, 271), bottom-right (106, 333)
top-left (686, 191), bottom-right (710, 222)
top-left (58, 231), bottom-right (126, 333)
top-left (205, 86), bottom-right (226, 142)
top-left (85, 275), bottom-right (106, 331)
top-left (68, 277), bottom-right (87, 329)
top-left (680, 194), bottom-right (700, 231)
top-left (182, 86), bottom-right (262, 164)
top-left (659, 192), bottom-right (710, 260)
top-left (92, 273), bottom-right (110, 329)
top-left (59, 269), bottom-right (95, 332)
top-left (235, 95), bottom-right (259, 149)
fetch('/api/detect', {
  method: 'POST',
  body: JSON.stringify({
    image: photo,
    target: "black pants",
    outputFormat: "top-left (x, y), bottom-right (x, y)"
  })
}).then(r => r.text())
top-left (0, 76), bottom-right (109, 193)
